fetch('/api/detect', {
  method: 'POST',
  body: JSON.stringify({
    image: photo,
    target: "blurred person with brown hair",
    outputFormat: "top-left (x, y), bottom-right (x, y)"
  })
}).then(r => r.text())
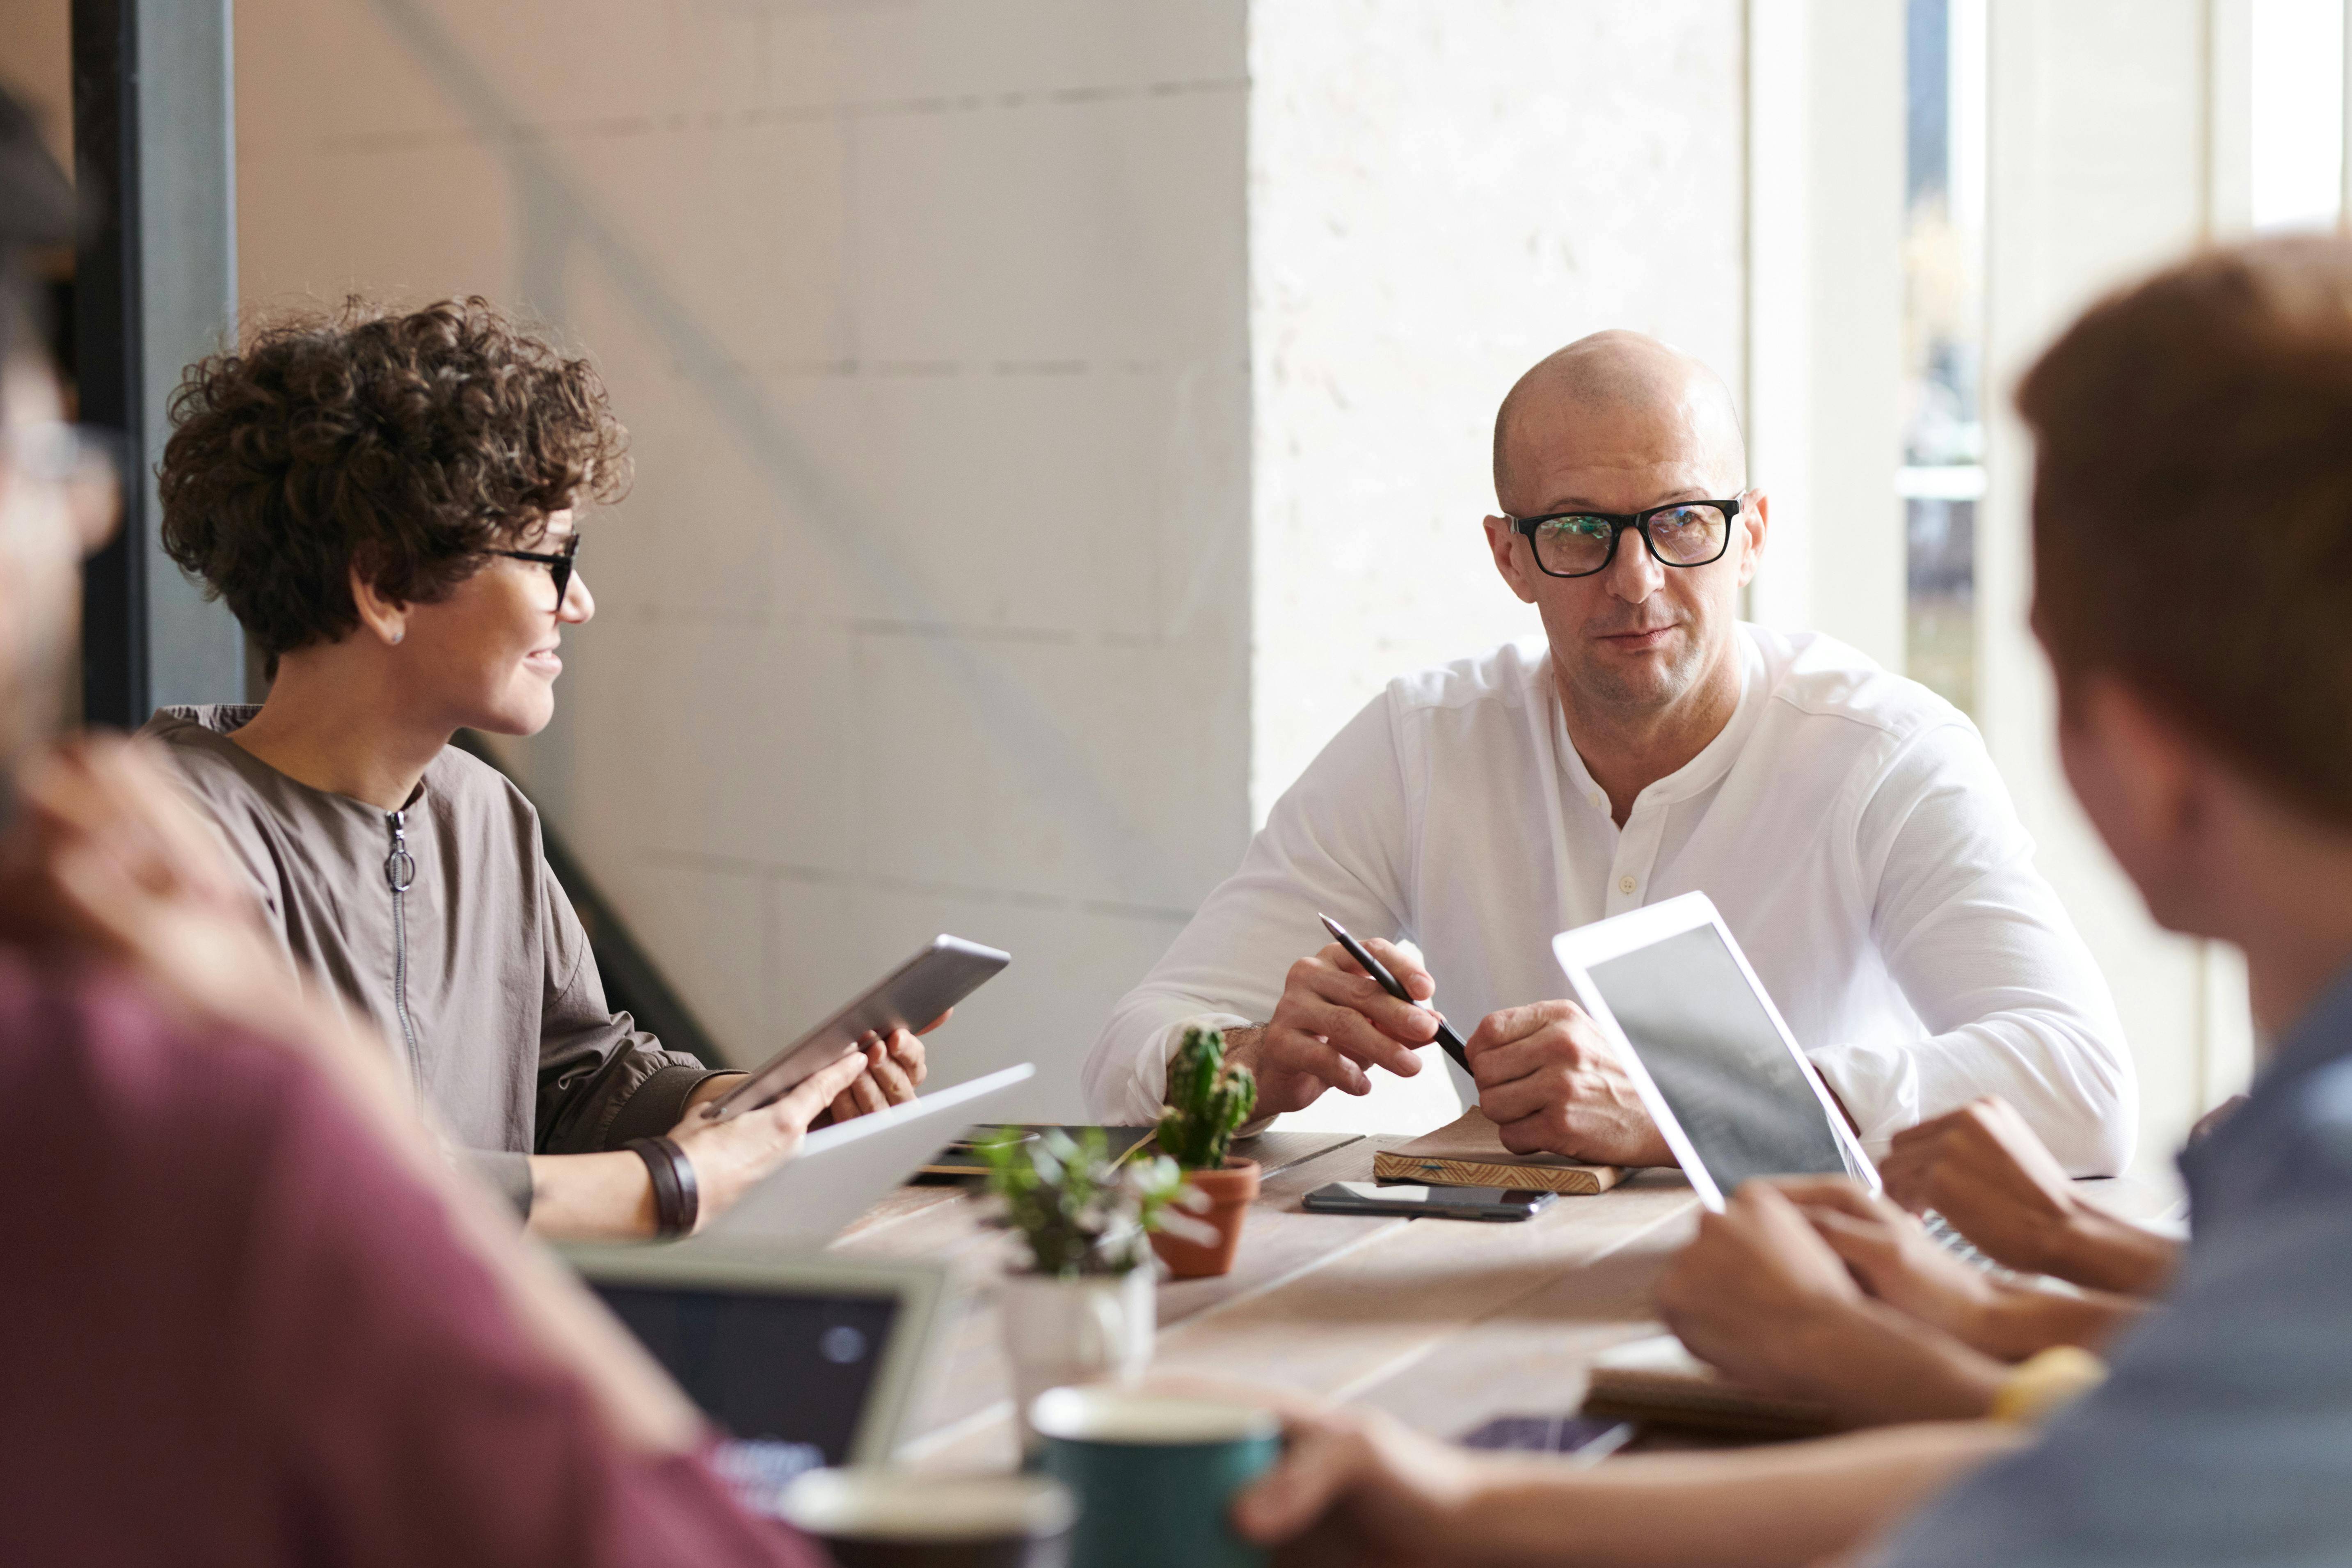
top-left (1231, 236), bottom-right (2352, 1566)
top-left (0, 84), bottom-right (843, 1567)
top-left (135, 299), bottom-right (931, 1240)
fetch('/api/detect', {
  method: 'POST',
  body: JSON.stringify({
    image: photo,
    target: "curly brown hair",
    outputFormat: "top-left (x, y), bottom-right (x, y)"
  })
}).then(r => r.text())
top-left (159, 298), bottom-right (629, 672)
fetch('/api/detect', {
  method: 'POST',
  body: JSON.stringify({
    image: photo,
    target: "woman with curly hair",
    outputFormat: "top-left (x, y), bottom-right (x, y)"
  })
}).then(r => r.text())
top-left (138, 299), bottom-right (928, 1240)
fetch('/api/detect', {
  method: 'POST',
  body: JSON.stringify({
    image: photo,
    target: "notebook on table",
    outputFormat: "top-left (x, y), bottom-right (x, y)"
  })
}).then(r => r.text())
top-left (1373, 1107), bottom-right (1626, 1195)
top-left (1579, 1333), bottom-right (1838, 1438)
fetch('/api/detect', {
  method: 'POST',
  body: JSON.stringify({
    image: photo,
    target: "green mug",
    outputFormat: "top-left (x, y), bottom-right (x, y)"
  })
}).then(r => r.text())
top-left (1030, 1387), bottom-right (1282, 1568)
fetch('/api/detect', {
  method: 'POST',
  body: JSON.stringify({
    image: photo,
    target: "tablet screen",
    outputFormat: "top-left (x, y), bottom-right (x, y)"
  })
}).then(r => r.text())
top-left (1585, 923), bottom-right (1851, 1192)
top-left (595, 1282), bottom-right (900, 1479)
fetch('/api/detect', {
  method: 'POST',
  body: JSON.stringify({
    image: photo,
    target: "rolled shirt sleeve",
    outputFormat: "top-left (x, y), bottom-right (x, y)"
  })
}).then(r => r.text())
top-left (1816, 722), bottom-right (2135, 1174)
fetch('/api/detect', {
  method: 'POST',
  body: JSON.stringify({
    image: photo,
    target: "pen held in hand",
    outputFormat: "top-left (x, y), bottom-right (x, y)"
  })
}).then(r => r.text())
top-left (1316, 913), bottom-right (1473, 1075)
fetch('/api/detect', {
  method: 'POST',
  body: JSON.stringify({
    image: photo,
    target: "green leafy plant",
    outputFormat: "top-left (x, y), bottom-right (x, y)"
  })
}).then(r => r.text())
top-left (1155, 1025), bottom-right (1258, 1172)
top-left (977, 1126), bottom-right (1190, 1277)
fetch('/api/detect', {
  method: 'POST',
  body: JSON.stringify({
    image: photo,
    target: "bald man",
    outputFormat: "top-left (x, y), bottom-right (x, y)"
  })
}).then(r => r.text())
top-left (1084, 333), bottom-right (2133, 1173)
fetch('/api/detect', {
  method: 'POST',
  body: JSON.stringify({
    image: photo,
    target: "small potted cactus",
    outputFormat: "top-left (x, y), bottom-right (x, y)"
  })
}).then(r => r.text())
top-left (1149, 1025), bottom-right (1261, 1279)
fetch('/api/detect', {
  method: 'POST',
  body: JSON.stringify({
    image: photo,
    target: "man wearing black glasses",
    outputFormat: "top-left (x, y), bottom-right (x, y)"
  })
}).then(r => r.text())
top-left (1087, 331), bottom-right (2132, 1178)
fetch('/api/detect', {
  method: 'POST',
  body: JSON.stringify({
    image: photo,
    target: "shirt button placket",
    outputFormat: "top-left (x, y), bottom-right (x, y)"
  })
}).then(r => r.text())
top-left (1609, 801), bottom-right (1663, 914)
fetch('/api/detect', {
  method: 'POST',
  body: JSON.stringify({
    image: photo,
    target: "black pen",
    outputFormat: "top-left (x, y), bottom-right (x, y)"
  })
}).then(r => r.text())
top-left (1316, 913), bottom-right (1473, 1074)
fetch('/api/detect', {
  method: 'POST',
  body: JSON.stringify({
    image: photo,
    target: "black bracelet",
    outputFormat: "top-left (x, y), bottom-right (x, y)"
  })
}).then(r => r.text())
top-left (625, 1136), bottom-right (700, 1238)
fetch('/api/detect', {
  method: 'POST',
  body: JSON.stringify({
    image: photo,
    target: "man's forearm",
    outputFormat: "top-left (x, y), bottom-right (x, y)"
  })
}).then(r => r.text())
top-left (2050, 1205), bottom-right (2180, 1296)
top-left (1789, 1302), bottom-right (2009, 1427)
top-left (1451, 1421), bottom-right (2024, 1568)
top-left (1971, 1280), bottom-right (2147, 1360)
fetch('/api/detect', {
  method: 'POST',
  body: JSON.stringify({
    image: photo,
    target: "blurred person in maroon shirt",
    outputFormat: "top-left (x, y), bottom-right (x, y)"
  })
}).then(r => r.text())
top-left (0, 86), bottom-right (842, 1568)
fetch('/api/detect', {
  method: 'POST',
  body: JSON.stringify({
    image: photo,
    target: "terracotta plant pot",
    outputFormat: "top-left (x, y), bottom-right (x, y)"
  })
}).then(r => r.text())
top-left (1150, 1158), bottom-right (1261, 1279)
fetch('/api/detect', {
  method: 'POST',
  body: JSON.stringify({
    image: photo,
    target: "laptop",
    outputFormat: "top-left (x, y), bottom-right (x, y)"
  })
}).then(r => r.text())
top-left (702, 1062), bottom-right (1036, 1243)
top-left (567, 1243), bottom-right (952, 1507)
top-left (1549, 891), bottom-right (1878, 1210)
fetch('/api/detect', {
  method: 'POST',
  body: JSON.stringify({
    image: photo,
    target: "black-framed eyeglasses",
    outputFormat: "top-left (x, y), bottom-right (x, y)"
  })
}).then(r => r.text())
top-left (1509, 498), bottom-right (1742, 579)
top-left (489, 534), bottom-right (581, 613)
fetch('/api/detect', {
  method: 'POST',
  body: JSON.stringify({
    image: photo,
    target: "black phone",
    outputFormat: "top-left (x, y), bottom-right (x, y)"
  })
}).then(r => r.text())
top-left (1302, 1181), bottom-right (1556, 1222)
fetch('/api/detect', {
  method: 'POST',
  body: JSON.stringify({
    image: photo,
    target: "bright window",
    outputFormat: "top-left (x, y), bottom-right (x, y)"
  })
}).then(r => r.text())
top-left (1900, 0), bottom-right (1987, 715)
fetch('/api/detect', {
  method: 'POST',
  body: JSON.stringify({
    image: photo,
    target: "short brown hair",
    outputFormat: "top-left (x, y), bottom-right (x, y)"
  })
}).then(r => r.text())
top-left (159, 298), bottom-right (629, 671)
top-left (2020, 234), bottom-right (2352, 824)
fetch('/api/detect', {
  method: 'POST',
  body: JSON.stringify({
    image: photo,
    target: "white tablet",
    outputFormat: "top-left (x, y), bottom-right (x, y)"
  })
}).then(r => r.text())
top-left (1550, 892), bottom-right (1876, 1210)
top-left (702, 1062), bottom-right (1036, 1244)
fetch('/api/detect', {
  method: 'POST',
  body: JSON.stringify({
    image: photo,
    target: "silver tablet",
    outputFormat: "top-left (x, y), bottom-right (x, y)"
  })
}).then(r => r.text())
top-left (1551, 892), bottom-right (1876, 1210)
top-left (712, 935), bottom-right (1011, 1122)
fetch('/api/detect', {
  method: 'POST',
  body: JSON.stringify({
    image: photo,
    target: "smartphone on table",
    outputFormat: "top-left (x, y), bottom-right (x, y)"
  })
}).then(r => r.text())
top-left (1302, 1182), bottom-right (1556, 1222)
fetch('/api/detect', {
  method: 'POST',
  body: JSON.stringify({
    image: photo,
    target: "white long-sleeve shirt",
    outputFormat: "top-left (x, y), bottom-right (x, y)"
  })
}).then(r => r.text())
top-left (1085, 626), bottom-right (2137, 1174)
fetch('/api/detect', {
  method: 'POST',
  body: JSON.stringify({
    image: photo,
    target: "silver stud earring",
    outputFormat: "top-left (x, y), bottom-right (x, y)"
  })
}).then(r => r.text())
top-left (390, 631), bottom-right (403, 645)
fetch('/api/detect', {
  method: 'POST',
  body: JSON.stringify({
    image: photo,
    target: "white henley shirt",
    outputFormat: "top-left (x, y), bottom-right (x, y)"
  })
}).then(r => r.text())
top-left (1083, 625), bottom-right (2136, 1173)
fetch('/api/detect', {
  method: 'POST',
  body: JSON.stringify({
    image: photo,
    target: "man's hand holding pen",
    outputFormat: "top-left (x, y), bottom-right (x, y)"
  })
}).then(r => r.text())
top-left (1223, 936), bottom-right (1446, 1116)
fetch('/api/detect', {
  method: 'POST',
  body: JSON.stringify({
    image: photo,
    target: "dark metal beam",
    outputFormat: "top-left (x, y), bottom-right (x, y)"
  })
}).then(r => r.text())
top-left (72, 0), bottom-right (244, 729)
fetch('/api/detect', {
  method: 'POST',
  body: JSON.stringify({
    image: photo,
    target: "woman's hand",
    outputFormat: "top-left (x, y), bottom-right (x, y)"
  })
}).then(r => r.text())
top-left (668, 1049), bottom-right (872, 1228)
top-left (823, 1026), bottom-right (929, 1125)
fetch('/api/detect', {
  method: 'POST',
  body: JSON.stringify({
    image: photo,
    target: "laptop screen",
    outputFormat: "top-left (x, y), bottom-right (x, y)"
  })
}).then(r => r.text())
top-left (593, 1282), bottom-right (901, 1480)
top-left (1585, 923), bottom-right (1852, 1192)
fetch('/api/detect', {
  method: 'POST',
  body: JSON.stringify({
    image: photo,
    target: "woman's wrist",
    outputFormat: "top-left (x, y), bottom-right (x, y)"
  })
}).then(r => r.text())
top-left (524, 1151), bottom-right (661, 1242)
top-left (625, 1136), bottom-right (701, 1238)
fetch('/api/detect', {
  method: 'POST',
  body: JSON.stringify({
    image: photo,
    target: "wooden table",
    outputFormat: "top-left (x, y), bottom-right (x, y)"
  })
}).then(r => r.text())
top-left (828, 1130), bottom-right (2170, 1473)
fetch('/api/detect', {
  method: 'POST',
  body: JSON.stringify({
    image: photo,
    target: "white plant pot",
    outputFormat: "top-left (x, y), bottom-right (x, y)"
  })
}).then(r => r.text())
top-left (1000, 1268), bottom-right (1157, 1456)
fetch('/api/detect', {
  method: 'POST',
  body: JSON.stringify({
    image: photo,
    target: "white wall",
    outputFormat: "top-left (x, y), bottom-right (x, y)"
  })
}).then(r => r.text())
top-left (234, 0), bottom-right (1254, 1119)
top-left (1247, 0), bottom-right (1747, 820)
top-left (1743, 0), bottom-right (1908, 671)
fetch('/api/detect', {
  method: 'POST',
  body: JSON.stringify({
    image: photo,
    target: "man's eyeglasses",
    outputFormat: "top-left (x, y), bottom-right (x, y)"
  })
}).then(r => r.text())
top-left (1509, 498), bottom-right (1741, 579)
top-left (489, 533), bottom-right (581, 613)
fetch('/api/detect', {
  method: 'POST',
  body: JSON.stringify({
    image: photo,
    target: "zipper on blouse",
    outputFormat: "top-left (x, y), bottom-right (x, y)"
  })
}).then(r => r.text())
top-left (383, 809), bottom-right (422, 1095)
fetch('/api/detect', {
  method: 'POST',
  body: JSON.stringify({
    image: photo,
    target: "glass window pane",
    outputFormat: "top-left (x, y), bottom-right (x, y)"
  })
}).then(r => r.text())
top-left (1901, 0), bottom-right (1986, 715)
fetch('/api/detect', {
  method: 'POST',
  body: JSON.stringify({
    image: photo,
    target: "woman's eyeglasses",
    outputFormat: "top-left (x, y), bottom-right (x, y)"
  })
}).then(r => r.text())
top-left (489, 534), bottom-right (581, 614)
